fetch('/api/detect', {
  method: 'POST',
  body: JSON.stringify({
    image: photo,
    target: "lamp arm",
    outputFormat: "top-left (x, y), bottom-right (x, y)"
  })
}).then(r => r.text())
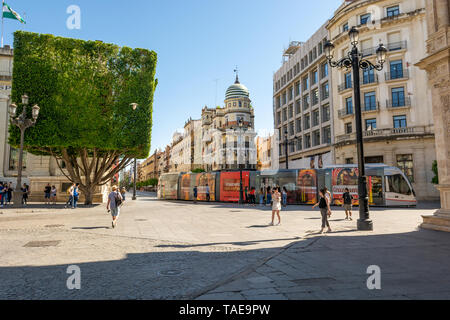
top-left (359, 59), bottom-right (384, 71)
top-left (328, 57), bottom-right (353, 69)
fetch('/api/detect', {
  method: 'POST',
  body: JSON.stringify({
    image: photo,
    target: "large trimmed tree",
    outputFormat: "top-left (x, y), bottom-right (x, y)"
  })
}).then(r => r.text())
top-left (9, 31), bottom-right (157, 204)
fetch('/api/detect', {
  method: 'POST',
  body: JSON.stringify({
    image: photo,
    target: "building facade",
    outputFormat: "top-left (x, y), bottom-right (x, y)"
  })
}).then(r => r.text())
top-left (256, 134), bottom-right (278, 170)
top-left (201, 75), bottom-right (257, 171)
top-left (139, 149), bottom-right (163, 181)
top-left (273, 23), bottom-right (334, 169)
top-left (328, 0), bottom-right (438, 200)
top-left (418, 0), bottom-right (450, 230)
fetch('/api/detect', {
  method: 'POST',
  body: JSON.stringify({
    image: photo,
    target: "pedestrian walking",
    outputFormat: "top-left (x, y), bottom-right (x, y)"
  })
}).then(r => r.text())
top-left (249, 187), bottom-right (256, 206)
top-left (342, 187), bottom-right (353, 220)
top-left (7, 182), bottom-right (12, 205)
top-left (193, 186), bottom-right (198, 204)
top-left (270, 187), bottom-right (281, 226)
top-left (64, 183), bottom-right (75, 208)
top-left (44, 183), bottom-right (51, 205)
top-left (107, 185), bottom-right (123, 228)
top-left (50, 185), bottom-right (57, 205)
top-left (120, 187), bottom-right (126, 204)
top-left (205, 184), bottom-right (210, 202)
top-left (72, 183), bottom-right (80, 208)
top-left (21, 183), bottom-right (29, 206)
top-left (312, 188), bottom-right (332, 234)
top-left (282, 187), bottom-right (288, 207)
top-left (259, 187), bottom-right (264, 206)
top-left (323, 187), bottom-right (332, 217)
top-left (0, 182), bottom-right (5, 208)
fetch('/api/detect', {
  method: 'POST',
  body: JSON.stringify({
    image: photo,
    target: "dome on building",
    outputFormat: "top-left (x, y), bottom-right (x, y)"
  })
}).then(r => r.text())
top-left (225, 76), bottom-right (250, 100)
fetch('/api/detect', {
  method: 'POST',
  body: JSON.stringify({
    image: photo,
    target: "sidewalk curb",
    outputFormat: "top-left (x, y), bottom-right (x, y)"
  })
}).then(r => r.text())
top-left (184, 235), bottom-right (322, 299)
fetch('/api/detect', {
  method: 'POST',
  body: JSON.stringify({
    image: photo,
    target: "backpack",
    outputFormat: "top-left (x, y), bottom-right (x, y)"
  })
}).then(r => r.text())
top-left (114, 191), bottom-right (122, 206)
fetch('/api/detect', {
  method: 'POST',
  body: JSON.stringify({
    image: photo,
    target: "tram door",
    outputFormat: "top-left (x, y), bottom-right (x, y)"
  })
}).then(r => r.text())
top-left (369, 176), bottom-right (384, 205)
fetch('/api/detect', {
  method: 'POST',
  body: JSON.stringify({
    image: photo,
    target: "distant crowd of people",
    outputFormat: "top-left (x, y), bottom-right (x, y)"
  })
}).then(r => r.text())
top-left (0, 182), bottom-right (30, 207)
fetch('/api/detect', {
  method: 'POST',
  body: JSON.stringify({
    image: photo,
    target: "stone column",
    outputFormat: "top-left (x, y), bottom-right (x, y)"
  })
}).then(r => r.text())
top-left (416, 0), bottom-right (450, 231)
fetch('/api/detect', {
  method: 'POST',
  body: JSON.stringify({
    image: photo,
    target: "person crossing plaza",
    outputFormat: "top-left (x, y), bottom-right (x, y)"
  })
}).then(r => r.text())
top-left (107, 185), bottom-right (123, 228)
top-left (342, 187), bottom-right (353, 220)
top-left (269, 187), bottom-right (282, 226)
top-left (313, 188), bottom-right (332, 234)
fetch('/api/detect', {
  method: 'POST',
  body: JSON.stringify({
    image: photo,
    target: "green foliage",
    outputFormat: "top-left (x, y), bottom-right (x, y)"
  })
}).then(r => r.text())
top-left (9, 31), bottom-right (157, 159)
top-left (191, 168), bottom-right (205, 173)
top-left (136, 178), bottom-right (158, 188)
top-left (432, 160), bottom-right (439, 184)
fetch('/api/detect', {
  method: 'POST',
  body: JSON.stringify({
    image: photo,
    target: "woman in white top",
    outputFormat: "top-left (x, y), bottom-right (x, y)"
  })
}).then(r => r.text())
top-left (270, 187), bottom-right (282, 226)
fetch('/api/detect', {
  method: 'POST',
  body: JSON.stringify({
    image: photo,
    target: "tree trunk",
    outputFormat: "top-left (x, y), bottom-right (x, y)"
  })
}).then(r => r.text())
top-left (83, 186), bottom-right (96, 205)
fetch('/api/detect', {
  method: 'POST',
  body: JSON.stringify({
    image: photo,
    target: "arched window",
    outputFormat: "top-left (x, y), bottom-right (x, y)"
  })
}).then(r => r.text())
top-left (239, 101), bottom-right (242, 107)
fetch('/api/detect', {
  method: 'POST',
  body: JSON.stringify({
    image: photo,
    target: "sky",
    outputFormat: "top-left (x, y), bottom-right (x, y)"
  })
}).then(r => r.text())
top-left (3, 0), bottom-right (343, 159)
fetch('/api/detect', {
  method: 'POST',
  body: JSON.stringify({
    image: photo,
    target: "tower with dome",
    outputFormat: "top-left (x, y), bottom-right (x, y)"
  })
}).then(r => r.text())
top-left (201, 72), bottom-right (257, 171)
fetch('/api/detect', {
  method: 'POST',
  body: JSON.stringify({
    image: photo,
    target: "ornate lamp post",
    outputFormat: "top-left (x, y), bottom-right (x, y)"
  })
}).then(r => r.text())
top-left (324, 27), bottom-right (387, 231)
top-left (238, 118), bottom-right (249, 204)
top-left (130, 103), bottom-right (138, 200)
top-left (9, 94), bottom-right (40, 207)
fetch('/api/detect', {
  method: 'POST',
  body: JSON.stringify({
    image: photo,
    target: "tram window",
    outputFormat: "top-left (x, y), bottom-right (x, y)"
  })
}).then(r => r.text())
top-left (387, 174), bottom-right (411, 195)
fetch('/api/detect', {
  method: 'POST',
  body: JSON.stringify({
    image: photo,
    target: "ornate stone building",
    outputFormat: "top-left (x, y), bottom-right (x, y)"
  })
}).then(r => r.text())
top-left (327, 0), bottom-right (438, 200)
top-left (418, 0), bottom-right (450, 231)
top-left (201, 75), bottom-right (257, 171)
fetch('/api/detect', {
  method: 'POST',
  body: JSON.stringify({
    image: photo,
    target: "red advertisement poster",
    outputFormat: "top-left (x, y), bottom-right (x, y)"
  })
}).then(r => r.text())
top-left (297, 170), bottom-right (317, 204)
top-left (331, 168), bottom-right (374, 205)
top-left (332, 168), bottom-right (359, 205)
top-left (220, 171), bottom-right (249, 202)
top-left (195, 173), bottom-right (216, 201)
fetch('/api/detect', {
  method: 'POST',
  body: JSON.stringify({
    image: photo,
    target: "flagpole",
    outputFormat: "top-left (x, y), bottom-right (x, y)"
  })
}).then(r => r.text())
top-left (1, 0), bottom-right (4, 47)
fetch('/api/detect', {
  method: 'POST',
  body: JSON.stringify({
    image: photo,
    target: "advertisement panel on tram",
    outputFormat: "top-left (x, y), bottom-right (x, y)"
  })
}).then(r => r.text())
top-left (331, 168), bottom-right (375, 205)
top-left (196, 172), bottom-right (217, 201)
top-left (219, 171), bottom-right (249, 202)
top-left (297, 169), bottom-right (317, 204)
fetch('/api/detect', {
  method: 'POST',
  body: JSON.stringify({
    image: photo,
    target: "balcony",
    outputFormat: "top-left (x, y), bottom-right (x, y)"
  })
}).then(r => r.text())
top-left (362, 101), bottom-right (380, 113)
top-left (361, 74), bottom-right (378, 85)
top-left (338, 108), bottom-right (354, 119)
top-left (386, 97), bottom-right (411, 109)
top-left (385, 69), bottom-right (409, 81)
top-left (335, 125), bottom-right (434, 145)
top-left (338, 82), bottom-right (352, 92)
top-left (387, 41), bottom-right (407, 51)
top-left (361, 46), bottom-right (377, 57)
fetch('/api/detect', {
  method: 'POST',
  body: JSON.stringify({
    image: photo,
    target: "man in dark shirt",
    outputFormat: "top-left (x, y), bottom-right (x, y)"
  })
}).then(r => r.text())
top-left (342, 187), bottom-right (353, 220)
top-left (44, 183), bottom-right (51, 205)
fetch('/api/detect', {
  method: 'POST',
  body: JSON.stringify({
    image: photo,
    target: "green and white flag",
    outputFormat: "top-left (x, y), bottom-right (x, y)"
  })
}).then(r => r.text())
top-left (3, 2), bottom-right (26, 24)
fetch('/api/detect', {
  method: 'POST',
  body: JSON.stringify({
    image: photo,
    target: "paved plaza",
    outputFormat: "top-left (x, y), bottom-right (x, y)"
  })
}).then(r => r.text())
top-left (0, 192), bottom-right (449, 299)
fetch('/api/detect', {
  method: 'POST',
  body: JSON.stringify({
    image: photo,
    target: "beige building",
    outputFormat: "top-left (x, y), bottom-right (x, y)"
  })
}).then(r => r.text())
top-left (256, 134), bottom-right (278, 170)
top-left (169, 118), bottom-right (202, 173)
top-left (273, 23), bottom-right (334, 169)
top-left (327, 0), bottom-right (438, 200)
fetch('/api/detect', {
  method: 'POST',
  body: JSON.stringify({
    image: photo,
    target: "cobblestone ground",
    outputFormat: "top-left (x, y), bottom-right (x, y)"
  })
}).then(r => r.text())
top-left (0, 192), bottom-right (447, 299)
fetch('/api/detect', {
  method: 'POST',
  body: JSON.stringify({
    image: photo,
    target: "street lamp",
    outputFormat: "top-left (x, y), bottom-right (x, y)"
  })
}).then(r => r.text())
top-left (280, 129), bottom-right (298, 170)
top-left (130, 103), bottom-right (138, 200)
top-left (9, 94), bottom-right (40, 207)
top-left (238, 117), bottom-right (248, 205)
top-left (325, 27), bottom-right (387, 231)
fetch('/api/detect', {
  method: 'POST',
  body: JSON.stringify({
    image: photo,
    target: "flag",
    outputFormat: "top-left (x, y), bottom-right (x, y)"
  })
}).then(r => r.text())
top-left (3, 2), bottom-right (26, 24)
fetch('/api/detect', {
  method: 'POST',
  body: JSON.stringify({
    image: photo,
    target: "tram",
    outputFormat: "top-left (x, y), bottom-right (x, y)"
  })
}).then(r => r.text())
top-left (157, 164), bottom-right (416, 207)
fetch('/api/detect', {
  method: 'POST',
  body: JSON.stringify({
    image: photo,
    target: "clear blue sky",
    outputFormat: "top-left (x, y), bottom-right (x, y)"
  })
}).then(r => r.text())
top-left (4, 0), bottom-right (343, 158)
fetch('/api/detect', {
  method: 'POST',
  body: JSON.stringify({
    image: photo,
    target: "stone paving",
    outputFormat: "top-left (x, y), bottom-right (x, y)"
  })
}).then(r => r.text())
top-left (0, 192), bottom-right (448, 299)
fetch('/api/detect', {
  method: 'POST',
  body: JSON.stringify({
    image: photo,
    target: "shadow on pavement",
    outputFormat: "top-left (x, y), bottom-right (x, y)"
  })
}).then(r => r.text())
top-left (1, 228), bottom-right (450, 299)
top-left (72, 226), bottom-right (110, 230)
top-left (155, 236), bottom-right (302, 248)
